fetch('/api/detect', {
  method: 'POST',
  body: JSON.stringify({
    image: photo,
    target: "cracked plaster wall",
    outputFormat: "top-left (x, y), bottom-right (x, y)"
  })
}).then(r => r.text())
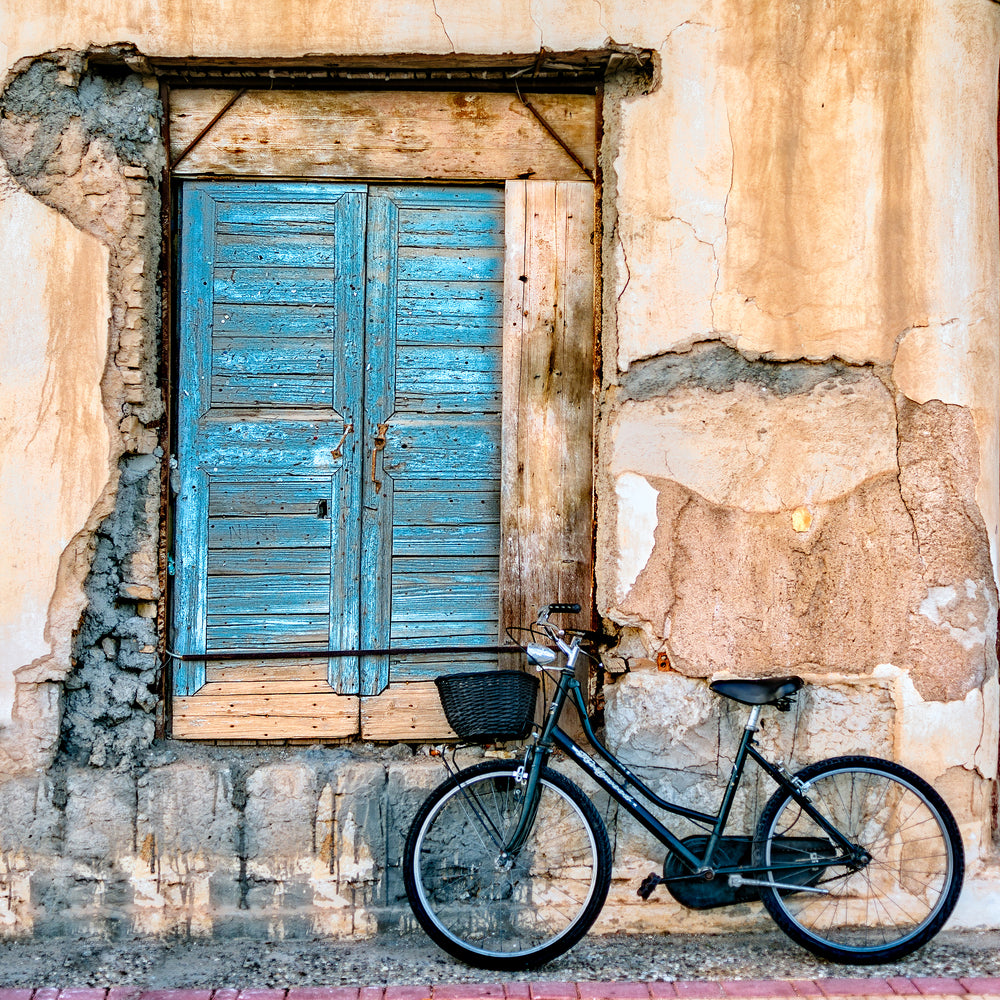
top-left (0, 0), bottom-right (997, 935)
top-left (0, 53), bottom-right (164, 771)
top-left (594, 0), bottom-right (1000, 860)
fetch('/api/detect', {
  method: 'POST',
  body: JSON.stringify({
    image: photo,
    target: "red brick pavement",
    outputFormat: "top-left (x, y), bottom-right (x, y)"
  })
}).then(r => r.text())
top-left (0, 982), bottom-right (997, 1000)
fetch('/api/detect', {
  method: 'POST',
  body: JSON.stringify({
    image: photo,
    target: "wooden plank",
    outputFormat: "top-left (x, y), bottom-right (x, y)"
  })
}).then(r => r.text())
top-left (355, 188), bottom-right (398, 696)
top-left (501, 181), bottom-right (596, 635)
top-left (213, 303), bottom-right (338, 339)
top-left (398, 207), bottom-right (504, 247)
top-left (214, 233), bottom-right (341, 267)
top-left (192, 416), bottom-right (350, 472)
top-left (214, 266), bottom-right (339, 306)
top-left (397, 246), bottom-right (505, 283)
top-left (212, 336), bottom-right (335, 374)
top-left (208, 547), bottom-right (330, 576)
top-left (395, 344), bottom-right (502, 413)
top-left (360, 682), bottom-right (456, 741)
top-left (393, 492), bottom-right (499, 526)
top-left (392, 520), bottom-right (500, 557)
top-left (208, 513), bottom-right (332, 549)
top-left (210, 478), bottom-right (334, 516)
top-left (382, 416), bottom-right (500, 479)
top-left (206, 574), bottom-right (331, 615)
top-left (206, 659), bottom-right (330, 683)
top-left (195, 679), bottom-right (334, 694)
top-left (172, 185), bottom-right (217, 693)
top-left (396, 318), bottom-right (501, 348)
top-left (206, 615), bottom-right (330, 648)
top-left (173, 690), bottom-right (359, 739)
top-left (388, 654), bottom-right (499, 681)
top-left (170, 90), bottom-right (595, 181)
top-left (397, 291), bottom-right (502, 322)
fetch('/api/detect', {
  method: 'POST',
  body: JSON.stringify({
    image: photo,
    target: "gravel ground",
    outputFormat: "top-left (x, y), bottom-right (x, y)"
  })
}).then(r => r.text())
top-left (0, 930), bottom-right (997, 989)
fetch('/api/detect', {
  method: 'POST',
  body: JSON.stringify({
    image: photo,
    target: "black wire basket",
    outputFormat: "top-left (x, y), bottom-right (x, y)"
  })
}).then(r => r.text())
top-left (435, 670), bottom-right (540, 743)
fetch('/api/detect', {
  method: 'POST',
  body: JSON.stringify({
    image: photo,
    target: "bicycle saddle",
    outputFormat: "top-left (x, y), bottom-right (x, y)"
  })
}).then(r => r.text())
top-left (709, 676), bottom-right (803, 705)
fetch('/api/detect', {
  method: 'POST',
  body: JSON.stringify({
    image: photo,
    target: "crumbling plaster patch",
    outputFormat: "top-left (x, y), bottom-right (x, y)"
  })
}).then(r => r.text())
top-left (598, 344), bottom-right (998, 707)
top-left (614, 472), bottom-right (657, 603)
top-left (874, 665), bottom-right (999, 783)
top-left (610, 358), bottom-right (897, 513)
top-left (0, 50), bottom-right (165, 770)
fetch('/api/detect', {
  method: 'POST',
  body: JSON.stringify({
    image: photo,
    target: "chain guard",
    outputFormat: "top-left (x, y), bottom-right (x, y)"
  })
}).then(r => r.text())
top-left (663, 835), bottom-right (837, 910)
top-left (663, 836), bottom-right (759, 909)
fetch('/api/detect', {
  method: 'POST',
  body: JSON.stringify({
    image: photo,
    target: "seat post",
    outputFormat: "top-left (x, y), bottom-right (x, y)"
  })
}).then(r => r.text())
top-left (745, 704), bottom-right (762, 732)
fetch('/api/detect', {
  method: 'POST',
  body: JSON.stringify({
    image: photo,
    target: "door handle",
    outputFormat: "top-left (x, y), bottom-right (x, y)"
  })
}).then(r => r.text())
top-left (371, 422), bottom-right (389, 494)
top-left (330, 421), bottom-right (354, 460)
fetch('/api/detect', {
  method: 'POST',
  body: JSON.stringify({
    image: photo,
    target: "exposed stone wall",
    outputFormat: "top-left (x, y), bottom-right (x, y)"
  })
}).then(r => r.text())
top-left (0, 745), bottom-right (487, 939)
top-left (63, 453), bottom-right (162, 766)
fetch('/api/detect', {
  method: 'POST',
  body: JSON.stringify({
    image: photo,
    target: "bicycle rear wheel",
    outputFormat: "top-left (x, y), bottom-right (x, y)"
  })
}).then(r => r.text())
top-left (404, 760), bottom-right (612, 970)
top-left (754, 755), bottom-right (964, 963)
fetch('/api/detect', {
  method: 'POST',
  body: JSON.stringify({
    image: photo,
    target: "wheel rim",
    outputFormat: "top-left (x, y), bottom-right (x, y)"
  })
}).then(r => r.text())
top-left (763, 766), bottom-right (956, 954)
top-left (413, 770), bottom-right (601, 960)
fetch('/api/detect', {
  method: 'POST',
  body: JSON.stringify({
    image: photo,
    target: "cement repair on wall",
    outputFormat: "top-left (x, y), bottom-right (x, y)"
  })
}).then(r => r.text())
top-left (0, 0), bottom-right (997, 938)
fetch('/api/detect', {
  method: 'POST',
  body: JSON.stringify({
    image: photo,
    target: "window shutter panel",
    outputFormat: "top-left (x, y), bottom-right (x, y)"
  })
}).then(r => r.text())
top-left (501, 181), bottom-right (596, 635)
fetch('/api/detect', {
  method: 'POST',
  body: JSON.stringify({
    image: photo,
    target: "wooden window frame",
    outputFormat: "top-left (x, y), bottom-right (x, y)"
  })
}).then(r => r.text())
top-left (163, 85), bottom-right (599, 741)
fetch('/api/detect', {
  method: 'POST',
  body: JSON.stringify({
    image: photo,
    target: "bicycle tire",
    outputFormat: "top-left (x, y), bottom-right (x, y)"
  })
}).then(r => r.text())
top-left (403, 760), bottom-right (612, 970)
top-left (753, 755), bottom-right (964, 963)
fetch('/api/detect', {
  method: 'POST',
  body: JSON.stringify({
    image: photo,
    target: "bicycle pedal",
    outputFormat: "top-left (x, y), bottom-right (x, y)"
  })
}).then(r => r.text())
top-left (637, 872), bottom-right (663, 900)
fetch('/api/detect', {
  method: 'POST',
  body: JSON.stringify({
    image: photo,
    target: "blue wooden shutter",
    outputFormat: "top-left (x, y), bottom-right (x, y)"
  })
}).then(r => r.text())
top-left (361, 186), bottom-right (504, 695)
top-left (172, 181), bottom-right (366, 696)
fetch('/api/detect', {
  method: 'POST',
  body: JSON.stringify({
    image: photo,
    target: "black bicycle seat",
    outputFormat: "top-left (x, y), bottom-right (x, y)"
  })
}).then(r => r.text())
top-left (709, 676), bottom-right (803, 705)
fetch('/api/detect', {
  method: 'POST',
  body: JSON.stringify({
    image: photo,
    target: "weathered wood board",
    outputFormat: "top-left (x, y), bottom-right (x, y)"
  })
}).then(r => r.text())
top-left (169, 89), bottom-right (595, 181)
top-left (501, 180), bottom-right (597, 633)
top-left (172, 688), bottom-right (359, 739)
top-left (360, 681), bottom-right (457, 741)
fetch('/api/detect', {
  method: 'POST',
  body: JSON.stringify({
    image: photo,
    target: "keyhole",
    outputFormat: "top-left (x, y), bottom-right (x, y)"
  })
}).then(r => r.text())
top-left (317, 499), bottom-right (328, 519)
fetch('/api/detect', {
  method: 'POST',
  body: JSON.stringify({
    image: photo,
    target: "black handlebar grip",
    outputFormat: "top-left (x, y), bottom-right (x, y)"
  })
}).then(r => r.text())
top-left (547, 603), bottom-right (581, 614)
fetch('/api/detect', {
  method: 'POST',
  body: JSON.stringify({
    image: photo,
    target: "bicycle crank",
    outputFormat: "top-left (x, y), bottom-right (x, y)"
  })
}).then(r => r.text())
top-left (727, 873), bottom-right (828, 894)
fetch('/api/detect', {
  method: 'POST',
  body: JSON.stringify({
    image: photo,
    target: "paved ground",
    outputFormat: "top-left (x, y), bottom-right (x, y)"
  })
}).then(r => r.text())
top-left (0, 981), bottom-right (999, 1000)
top-left (0, 931), bottom-right (997, 994)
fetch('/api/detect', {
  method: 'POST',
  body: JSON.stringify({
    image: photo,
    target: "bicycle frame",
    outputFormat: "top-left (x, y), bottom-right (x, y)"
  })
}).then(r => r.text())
top-left (502, 648), bottom-right (863, 886)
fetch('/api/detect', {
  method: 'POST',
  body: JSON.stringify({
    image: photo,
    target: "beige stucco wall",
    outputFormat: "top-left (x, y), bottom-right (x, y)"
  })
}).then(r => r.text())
top-left (0, 0), bottom-right (997, 934)
top-left (0, 170), bottom-right (111, 756)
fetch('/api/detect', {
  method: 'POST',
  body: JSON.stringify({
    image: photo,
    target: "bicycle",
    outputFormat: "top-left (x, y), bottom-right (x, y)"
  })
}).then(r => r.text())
top-left (402, 603), bottom-right (964, 971)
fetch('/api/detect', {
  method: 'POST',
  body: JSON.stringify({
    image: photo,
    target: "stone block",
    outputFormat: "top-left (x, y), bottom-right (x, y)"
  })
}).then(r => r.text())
top-left (244, 759), bottom-right (319, 871)
top-left (64, 769), bottom-right (136, 864)
top-left (115, 343), bottom-right (142, 367)
top-left (0, 775), bottom-right (61, 854)
top-left (604, 672), bottom-right (721, 777)
top-left (137, 760), bottom-right (238, 858)
top-left (308, 757), bottom-right (387, 936)
top-left (383, 754), bottom-right (486, 905)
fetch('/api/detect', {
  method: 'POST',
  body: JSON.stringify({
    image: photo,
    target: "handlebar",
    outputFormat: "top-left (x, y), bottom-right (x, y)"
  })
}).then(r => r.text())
top-left (534, 604), bottom-right (616, 648)
top-left (542, 603), bottom-right (581, 615)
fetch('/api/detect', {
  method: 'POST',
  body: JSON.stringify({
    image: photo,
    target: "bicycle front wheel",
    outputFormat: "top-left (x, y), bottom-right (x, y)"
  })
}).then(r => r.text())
top-left (754, 755), bottom-right (964, 964)
top-left (403, 760), bottom-right (612, 970)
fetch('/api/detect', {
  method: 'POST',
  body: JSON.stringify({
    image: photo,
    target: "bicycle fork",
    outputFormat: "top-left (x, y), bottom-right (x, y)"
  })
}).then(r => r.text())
top-left (495, 745), bottom-right (549, 863)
